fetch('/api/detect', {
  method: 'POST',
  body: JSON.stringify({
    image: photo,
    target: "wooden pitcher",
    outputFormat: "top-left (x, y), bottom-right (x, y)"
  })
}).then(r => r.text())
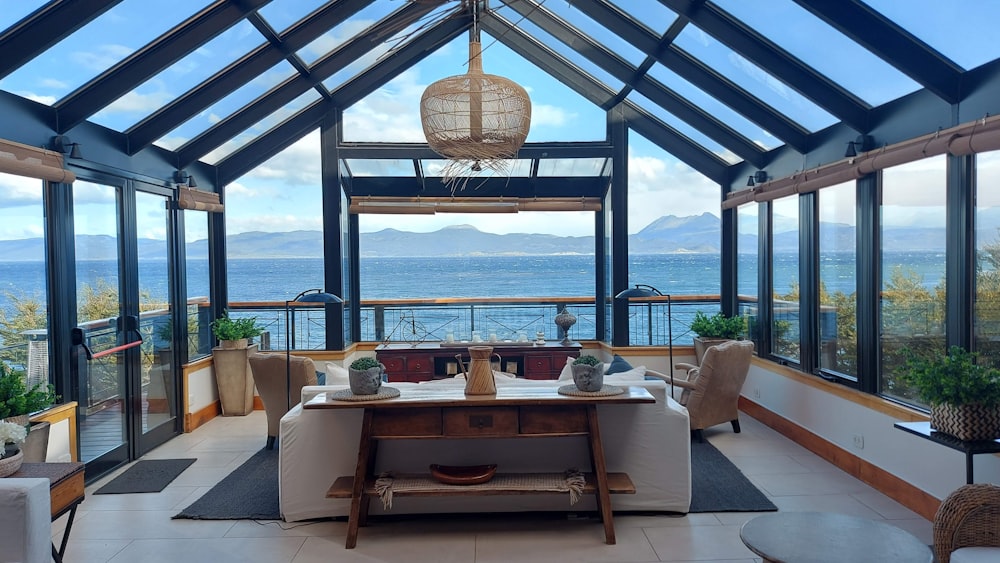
top-left (457, 346), bottom-right (497, 395)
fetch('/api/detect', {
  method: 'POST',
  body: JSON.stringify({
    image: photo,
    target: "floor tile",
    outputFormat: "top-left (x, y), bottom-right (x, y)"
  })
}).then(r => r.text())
top-left (106, 537), bottom-right (306, 563)
top-left (644, 523), bottom-right (759, 561)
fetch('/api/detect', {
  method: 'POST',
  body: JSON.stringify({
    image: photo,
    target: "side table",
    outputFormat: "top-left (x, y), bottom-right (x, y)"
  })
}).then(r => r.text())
top-left (894, 421), bottom-right (1000, 484)
top-left (12, 462), bottom-right (85, 563)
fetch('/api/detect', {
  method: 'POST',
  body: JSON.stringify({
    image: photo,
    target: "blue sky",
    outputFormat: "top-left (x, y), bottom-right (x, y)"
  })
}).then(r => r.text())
top-left (3, 0), bottom-right (1000, 241)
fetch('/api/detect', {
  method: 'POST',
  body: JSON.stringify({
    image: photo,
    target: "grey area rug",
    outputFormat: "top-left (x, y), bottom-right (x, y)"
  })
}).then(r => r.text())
top-left (95, 458), bottom-right (197, 494)
top-left (174, 447), bottom-right (279, 520)
top-left (688, 440), bottom-right (777, 513)
top-left (172, 440), bottom-right (774, 519)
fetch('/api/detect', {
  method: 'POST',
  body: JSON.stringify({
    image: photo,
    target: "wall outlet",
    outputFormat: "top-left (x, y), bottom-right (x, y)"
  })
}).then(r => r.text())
top-left (753, 387), bottom-right (761, 399)
top-left (852, 434), bottom-right (864, 449)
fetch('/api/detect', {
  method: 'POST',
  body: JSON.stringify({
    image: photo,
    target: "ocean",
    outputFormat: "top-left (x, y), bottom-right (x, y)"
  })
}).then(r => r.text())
top-left (0, 251), bottom-right (944, 323)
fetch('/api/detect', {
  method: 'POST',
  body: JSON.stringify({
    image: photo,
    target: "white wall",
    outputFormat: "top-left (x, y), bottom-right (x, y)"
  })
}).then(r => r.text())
top-left (187, 364), bottom-right (218, 413)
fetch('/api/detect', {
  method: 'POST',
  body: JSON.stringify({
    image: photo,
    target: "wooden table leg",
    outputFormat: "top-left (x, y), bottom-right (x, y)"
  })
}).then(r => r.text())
top-left (346, 408), bottom-right (375, 549)
top-left (585, 404), bottom-right (615, 544)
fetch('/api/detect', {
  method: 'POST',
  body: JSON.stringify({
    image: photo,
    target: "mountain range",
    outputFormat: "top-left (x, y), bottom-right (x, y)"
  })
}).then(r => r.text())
top-left (1, 212), bottom-right (997, 261)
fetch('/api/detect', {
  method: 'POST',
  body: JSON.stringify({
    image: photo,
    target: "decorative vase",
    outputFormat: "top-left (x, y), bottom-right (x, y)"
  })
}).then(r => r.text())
top-left (931, 403), bottom-right (1000, 442)
top-left (461, 346), bottom-right (497, 395)
top-left (571, 363), bottom-right (605, 392)
top-left (554, 309), bottom-right (577, 346)
top-left (349, 365), bottom-right (384, 395)
top-left (0, 447), bottom-right (23, 477)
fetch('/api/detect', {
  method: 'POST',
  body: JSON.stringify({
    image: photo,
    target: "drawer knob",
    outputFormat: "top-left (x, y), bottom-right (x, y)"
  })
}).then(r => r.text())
top-left (469, 415), bottom-right (493, 429)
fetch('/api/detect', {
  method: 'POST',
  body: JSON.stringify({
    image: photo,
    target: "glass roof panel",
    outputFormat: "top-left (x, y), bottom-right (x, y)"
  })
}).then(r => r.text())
top-left (673, 23), bottom-right (837, 132)
top-left (154, 59), bottom-right (299, 151)
top-left (0, 0), bottom-right (47, 30)
top-left (296, 1), bottom-right (400, 66)
top-left (647, 62), bottom-right (780, 150)
top-left (537, 158), bottom-right (609, 177)
top-left (713, 0), bottom-right (919, 106)
top-left (421, 159), bottom-right (533, 177)
top-left (91, 20), bottom-right (264, 132)
top-left (201, 89), bottom-right (321, 165)
top-left (344, 159), bottom-right (415, 177)
top-left (341, 33), bottom-right (607, 143)
top-left (489, 11), bottom-right (625, 92)
top-left (864, 0), bottom-right (1000, 71)
top-left (496, 2), bottom-right (648, 66)
top-left (2, 0), bottom-right (212, 105)
top-left (627, 90), bottom-right (742, 165)
top-left (257, 0), bottom-right (328, 35)
top-left (611, 0), bottom-right (679, 35)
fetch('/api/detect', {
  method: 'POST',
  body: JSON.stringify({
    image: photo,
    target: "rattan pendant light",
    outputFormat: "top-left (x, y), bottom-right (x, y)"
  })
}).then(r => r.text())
top-left (420, 0), bottom-right (531, 191)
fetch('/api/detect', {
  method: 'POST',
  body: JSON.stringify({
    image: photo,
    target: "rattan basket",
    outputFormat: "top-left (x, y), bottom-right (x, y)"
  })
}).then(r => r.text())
top-left (0, 448), bottom-right (23, 477)
top-left (931, 403), bottom-right (1000, 442)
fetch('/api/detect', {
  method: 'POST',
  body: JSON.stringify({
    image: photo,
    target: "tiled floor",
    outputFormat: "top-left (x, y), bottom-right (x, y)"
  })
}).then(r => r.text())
top-left (57, 411), bottom-right (932, 562)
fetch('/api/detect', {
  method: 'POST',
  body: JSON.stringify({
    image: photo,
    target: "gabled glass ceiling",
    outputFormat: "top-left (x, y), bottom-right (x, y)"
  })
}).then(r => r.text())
top-left (0, 0), bottom-right (992, 186)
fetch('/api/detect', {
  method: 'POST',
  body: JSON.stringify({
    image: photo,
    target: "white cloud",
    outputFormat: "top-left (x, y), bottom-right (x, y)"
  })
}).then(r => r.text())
top-left (71, 44), bottom-right (134, 71)
top-left (530, 104), bottom-right (574, 128)
top-left (17, 91), bottom-right (56, 105)
top-left (0, 173), bottom-right (44, 206)
top-left (227, 213), bottom-right (324, 234)
top-left (39, 78), bottom-right (68, 89)
top-left (626, 152), bottom-right (719, 233)
top-left (96, 87), bottom-right (174, 116)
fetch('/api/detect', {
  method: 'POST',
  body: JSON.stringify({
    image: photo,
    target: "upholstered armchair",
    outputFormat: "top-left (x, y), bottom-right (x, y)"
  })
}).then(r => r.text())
top-left (249, 353), bottom-right (317, 449)
top-left (670, 339), bottom-right (754, 442)
top-left (934, 483), bottom-right (1000, 563)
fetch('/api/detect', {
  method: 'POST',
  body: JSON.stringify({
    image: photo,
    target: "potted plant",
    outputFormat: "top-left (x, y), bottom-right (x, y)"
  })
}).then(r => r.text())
top-left (571, 354), bottom-right (604, 392)
top-left (348, 357), bottom-right (384, 395)
top-left (211, 311), bottom-right (264, 416)
top-left (899, 346), bottom-right (1000, 441)
top-left (0, 362), bottom-right (57, 462)
top-left (690, 311), bottom-right (745, 365)
top-left (210, 310), bottom-right (264, 349)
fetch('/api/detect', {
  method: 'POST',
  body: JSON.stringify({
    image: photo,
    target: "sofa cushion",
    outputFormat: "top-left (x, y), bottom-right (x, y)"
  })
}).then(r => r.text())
top-left (325, 362), bottom-right (349, 385)
top-left (605, 354), bottom-right (634, 374)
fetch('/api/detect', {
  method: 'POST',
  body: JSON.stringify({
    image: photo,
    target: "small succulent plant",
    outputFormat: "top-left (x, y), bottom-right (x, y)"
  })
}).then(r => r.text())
top-left (350, 357), bottom-right (381, 371)
top-left (573, 355), bottom-right (601, 366)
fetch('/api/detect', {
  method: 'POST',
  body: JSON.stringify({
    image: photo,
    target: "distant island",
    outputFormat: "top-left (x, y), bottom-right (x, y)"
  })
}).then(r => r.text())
top-left (0, 211), bottom-right (980, 261)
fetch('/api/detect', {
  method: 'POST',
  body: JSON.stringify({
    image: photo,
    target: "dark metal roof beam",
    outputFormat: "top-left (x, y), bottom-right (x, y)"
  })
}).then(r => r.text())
top-left (565, 0), bottom-right (809, 152)
top-left (180, 1), bottom-right (443, 167)
top-left (217, 13), bottom-right (468, 184)
top-left (502, 2), bottom-right (764, 167)
top-left (481, 17), bottom-right (727, 182)
top-left (793, 0), bottom-right (963, 103)
top-left (54, 0), bottom-right (272, 133)
top-left (245, 12), bottom-right (323, 99)
top-left (0, 0), bottom-right (123, 80)
top-left (336, 141), bottom-right (613, 159)
top-left (657, 0), bottom-right (871, 130)
top-left (126, 0), bottom-right (375, 154)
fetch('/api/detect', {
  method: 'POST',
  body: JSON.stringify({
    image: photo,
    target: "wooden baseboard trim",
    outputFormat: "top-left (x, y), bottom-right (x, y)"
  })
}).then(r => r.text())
top-left (739, 396), bottom-right (941, 521)
top-left (184, 401), bottom-right (220, 433)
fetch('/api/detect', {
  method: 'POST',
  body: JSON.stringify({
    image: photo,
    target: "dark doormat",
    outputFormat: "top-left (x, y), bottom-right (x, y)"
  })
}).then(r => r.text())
top-left (95, 458), bottom-right (197, 494)
top-left (173, 447), bottom-right (279, 520)
top-left (689, 440), bottom-right (777, 513)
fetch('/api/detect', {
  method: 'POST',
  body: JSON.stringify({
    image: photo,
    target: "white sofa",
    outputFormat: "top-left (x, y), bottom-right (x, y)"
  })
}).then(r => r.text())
top-left (278, 377), bottom-right (691, 522)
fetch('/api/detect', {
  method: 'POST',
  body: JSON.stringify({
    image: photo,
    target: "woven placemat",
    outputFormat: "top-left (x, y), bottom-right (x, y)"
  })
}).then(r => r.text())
top-left (557, 384), bottom-right (625, 397)
top-left (328, 386), bottom-right (401, 402)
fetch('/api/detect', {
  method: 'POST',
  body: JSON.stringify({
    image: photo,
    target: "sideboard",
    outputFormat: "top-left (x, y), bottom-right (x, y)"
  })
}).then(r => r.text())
top-left (376, 341), bottom-right (581, 382)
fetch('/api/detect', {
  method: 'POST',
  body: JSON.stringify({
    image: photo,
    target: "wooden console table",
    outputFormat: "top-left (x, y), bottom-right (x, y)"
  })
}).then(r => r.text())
top-left (12, 462), bottom-right (85, 563)
top-left (376, 341), bottom-right (581, 381)
top-left (304, 386), bottom-right (655, 548)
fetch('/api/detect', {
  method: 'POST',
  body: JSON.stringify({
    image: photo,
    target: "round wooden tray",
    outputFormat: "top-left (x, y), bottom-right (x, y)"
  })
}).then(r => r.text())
top-left (429, 464), bottom-right (497, 485)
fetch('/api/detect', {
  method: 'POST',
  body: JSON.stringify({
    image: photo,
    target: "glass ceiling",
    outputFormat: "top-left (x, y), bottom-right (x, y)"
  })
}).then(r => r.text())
top-left (0, 0), bottom-right (993, 187)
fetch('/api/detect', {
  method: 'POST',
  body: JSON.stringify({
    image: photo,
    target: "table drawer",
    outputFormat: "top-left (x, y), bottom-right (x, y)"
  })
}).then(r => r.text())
top-left (524, 355), bottom-right (553, 377)
top-left (520, 405), bottom-right (588, 434)
top-left (372, 408), bottom-right (441, 437)
top-left (443, 407), bottom-right (519, 436)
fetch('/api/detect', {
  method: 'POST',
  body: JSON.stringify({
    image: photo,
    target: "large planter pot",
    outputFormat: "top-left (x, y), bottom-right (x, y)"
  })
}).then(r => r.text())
top-left (219, 338), bottom-right (248, 350)
top-left (571, 363), bottom-right (605, 392)
top-left (348, 365), bottom-right (384, 395)
top-left (693, 337), bottom-right (732, 365)
top-left (212, 344), bottom-right (257, 416)
top-left (931, 403), bottom-right (1000, 442)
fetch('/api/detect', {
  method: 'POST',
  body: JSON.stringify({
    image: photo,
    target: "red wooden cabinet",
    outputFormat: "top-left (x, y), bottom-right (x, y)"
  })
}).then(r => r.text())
top-left (376, 342), bottom-right (580, 382)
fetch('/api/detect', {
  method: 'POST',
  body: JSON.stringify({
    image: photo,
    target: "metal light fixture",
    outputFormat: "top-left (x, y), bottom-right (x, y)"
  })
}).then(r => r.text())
top-left (173, 170), bottom-right (197, 188)
top-left (51, 135), bottom-right (81, 159)
top-left (845, 134), bottom-right (874, 158)
top-left (746, 175), bottom-right (755, 187)
top-left (614, 284), bottom-right (673, 396)
top-left (285, 289), bottom-right (343, 411)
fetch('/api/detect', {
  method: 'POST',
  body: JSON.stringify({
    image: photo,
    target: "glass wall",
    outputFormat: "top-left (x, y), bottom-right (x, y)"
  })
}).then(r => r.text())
top-left (975, 151), bottom-right (1000, 367)
top-left (0, 172), bottom-right (48, 382)
top-left (737, 203), bottom-right (759, 341)
top-left (818, 182), bottom-right (857, 377)
top-left (184, 211), bottom-right (211, 359)
top-left (771, 196), bottom-right (800, 362)
top-left (880, 157), bottom-right (946, 400)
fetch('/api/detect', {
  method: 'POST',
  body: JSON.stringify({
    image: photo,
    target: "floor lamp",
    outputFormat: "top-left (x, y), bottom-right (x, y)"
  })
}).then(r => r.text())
top-left (615, 284), bottom-right (672, 397)
top-left (286, 289), bottom-right (342, 411)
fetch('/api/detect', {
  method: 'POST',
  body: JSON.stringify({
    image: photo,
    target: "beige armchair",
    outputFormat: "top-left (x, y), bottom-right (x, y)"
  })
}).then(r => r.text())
top-left (656, 340), bottom-right (754, 442)
top-left (934, 483), bottom-right (1000, 563)
top-left (249, 353), bottom-right (317, 449)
